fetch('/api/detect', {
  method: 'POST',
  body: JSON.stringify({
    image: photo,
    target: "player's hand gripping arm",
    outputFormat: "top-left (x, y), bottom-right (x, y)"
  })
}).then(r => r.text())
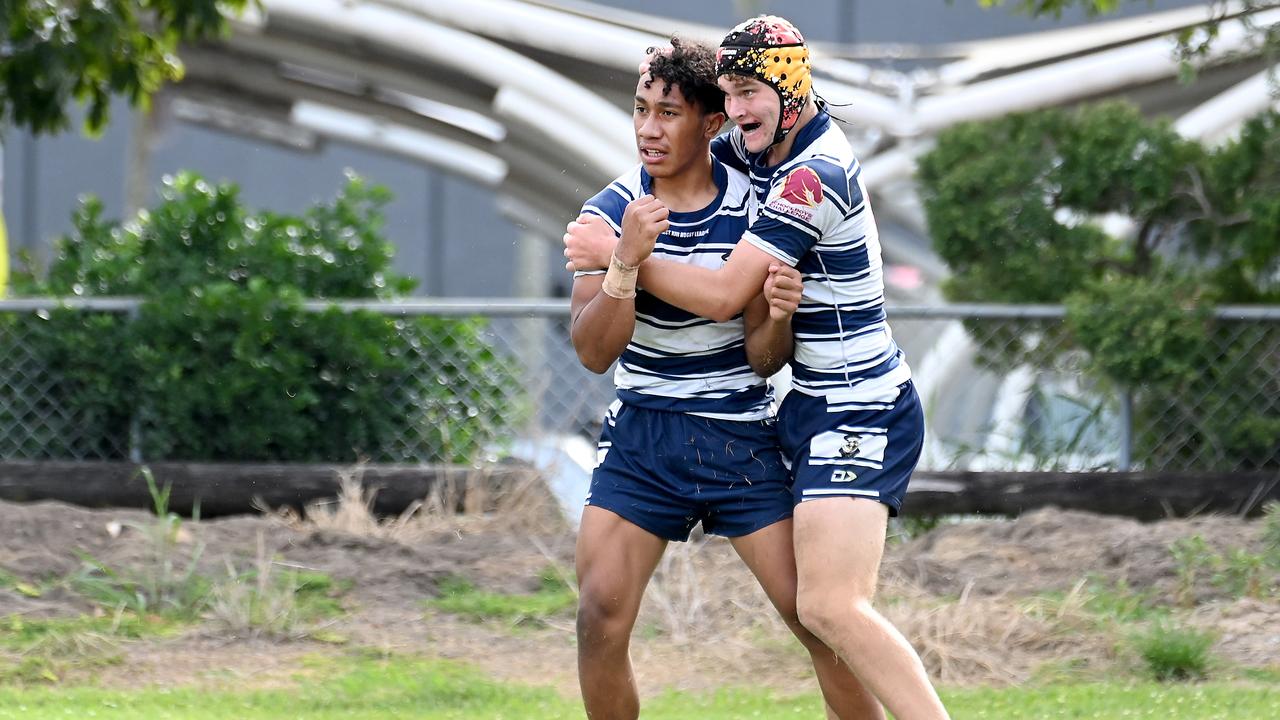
top-left (563, 213), bottom-right (617, 272)
top-left (568, 197), bottom-right (669, 374)
top-left (565, 215), bottom-right (775, 324)
top-left (745, 263), bottom-right (801, 377)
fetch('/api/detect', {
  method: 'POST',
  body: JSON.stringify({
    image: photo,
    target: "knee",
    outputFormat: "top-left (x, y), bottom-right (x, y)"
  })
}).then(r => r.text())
top-left (576, 582), bottom-right (637, 642)
top-left (795, 592), bottom-right (837, 642)
top-left (797, 590), bottom-right (873, 644)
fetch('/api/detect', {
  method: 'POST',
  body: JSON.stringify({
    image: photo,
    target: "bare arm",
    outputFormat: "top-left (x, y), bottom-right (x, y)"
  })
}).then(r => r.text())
top-left (744, 263), bottom-right (802, 377)
top-left (637, 243), bottom-right (776, 323)
top-left (566, 198), bottom-right (669, 374)
top-left (744, 295), bottom-right (788, 377)
top-left (569, 274), bottom-right (633, 374)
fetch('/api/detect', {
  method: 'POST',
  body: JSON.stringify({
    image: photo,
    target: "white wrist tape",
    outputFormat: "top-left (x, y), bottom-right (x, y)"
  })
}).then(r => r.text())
top-left (602, 254), bottom-right (639, 299)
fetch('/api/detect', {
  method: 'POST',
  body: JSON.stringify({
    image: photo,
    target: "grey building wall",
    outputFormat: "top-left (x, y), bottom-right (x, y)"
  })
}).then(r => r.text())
top-left (4, 98), bottom-right (132, 273)
top-left (3, 99), bottom-right (528, 298)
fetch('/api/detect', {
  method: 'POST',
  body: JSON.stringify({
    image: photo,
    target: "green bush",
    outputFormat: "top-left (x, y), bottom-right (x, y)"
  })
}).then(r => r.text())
top-left (10, 172), bottom-right (518, 462)
top-left (1131, 620), bottom-right (1215, 682)
top-left (918, 104), bottom-right (1280, 469)
top-left (1065, 277), bottom-right (1210, 389)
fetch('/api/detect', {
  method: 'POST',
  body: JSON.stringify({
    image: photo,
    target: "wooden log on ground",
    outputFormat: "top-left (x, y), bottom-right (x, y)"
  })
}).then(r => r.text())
top-left (0, 461), bottom-right (541, 518)
top-left (905, 470), bottom-right (1280, 520)
top-left (1, 462), bottom-right (1276, 520)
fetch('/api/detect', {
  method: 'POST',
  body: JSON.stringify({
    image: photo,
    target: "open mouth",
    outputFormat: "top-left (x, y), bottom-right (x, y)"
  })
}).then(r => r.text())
top-left (741, 122), bottom-right (763, 134)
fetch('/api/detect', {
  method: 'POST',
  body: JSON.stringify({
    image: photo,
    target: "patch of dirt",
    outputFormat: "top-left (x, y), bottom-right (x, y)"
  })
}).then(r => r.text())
top-left (2, 499), bottom-right (1278, 696)
top-left (1192, 598), bottom-right (1280, 668)
top-left (885, 509), bottom-right (1267, 601)
top-left (90, 634), bottom-right (324, 691)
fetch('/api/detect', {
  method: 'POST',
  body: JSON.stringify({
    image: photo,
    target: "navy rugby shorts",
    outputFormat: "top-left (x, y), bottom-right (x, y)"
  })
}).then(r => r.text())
top-left (586, 401), bottom-right (793, 542)
top-left (776, 380), bottom-right (925, 516)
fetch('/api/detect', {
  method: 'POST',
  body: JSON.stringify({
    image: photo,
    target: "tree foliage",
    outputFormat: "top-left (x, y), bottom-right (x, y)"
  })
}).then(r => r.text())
top-left (0, 0), bottom-right (252, 135)
top-left (9, 173), bottom-right (518, 462)
top-left (918, 102), bottom-right (1280, 468)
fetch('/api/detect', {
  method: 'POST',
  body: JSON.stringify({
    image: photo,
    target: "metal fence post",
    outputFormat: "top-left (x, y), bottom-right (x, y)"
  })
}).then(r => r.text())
top-left (1118, 389), bottom-right (1133, 472)
top-left (126, 304), bottom-right (143, 464)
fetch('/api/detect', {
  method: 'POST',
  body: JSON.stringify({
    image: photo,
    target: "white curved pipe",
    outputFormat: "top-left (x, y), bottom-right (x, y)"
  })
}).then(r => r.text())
top-left (935, 3), bottom-right (1227, 88)
top-left (859, 145), bottom-right (924, 188)
top-left (1176, 65), bottom-right (1279, 144)
top-left (291, 101), bottom-right (507, 186)
top-left (494, 87), bottom-right (634, 175)
top-left (817, 84), bottom-right (914, 135)
top-left (261, 0), bottom-right (633, 178)
top-left (373, 0), bottom-right (912, 138)
top-left (372, 0), bottom-right (672, 72)
top-left (222, 27), bottom-right (494, 124)
top-left (858, 144), bottom-right (932, 239)
top-left (916, 9), bottom-right (1280, 135)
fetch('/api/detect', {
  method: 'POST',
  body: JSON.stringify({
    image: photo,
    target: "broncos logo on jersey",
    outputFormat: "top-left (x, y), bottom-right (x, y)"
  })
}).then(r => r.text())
top-left (779, 166), bottom-right (823, 208)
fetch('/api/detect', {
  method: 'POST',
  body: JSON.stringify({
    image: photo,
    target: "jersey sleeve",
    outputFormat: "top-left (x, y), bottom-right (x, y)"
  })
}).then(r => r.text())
top-left (573, 183), bottom-right (629, 277)
top-left (742, 160), bottom-right (856, 266)
top-left (710, 131), bottom-right (750, 174)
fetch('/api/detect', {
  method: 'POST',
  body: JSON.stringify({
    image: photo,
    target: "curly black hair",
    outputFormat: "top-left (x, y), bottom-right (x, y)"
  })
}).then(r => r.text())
top-left (645, 37), bottom-right (724, 116)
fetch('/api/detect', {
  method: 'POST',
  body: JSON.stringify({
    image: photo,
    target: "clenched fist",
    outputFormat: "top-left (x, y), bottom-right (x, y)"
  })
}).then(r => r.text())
top-left (615, 195), bottom-right (668, 267)
top-left (764, 263), bottom-right (803, 322)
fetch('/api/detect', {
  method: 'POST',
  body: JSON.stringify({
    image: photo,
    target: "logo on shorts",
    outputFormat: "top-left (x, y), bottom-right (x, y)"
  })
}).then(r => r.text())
top-left (831, 469), bottom-right (858, 483)
top-left (839, 435), bottom-right (861, 458)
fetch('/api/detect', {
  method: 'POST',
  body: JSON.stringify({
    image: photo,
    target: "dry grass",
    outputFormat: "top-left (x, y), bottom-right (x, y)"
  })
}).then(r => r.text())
top-left (880, 575), bottom-right (1115, 685)
top-left (254, 470), bottom-right (1145, 686)
top-left (637, 541), bottom-right (1121, 687)
top-left (205, 531), bottom-right (306, 640)
top-left (612, 534), bottom-right (1123, 687)
top-left (644, 537), bottom-right (712, 643)
top-left (297, 467), bottom-right (428, 540)
top-left (266, 464), bottom-right (568, 542)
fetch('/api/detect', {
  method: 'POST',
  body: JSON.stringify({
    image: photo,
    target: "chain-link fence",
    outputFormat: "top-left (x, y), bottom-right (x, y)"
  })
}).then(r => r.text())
top-left (1, 299), bottom-right (1276, 472)
top-left (899, 306), bottom-right (1280, 473)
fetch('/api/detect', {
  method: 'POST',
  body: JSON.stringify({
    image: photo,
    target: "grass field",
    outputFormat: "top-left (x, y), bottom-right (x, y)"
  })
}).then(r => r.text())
top-left (5, 497), bottom-right (1279, 718)
top-left (1, 654), bottom-right (1277, 719)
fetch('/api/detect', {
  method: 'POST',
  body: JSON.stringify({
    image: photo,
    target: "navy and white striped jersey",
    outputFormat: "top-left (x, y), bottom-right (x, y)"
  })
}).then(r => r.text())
top-left (575, 159), bottom-right (771, 420)
top-left (712, 109), bottom-right (912, 401)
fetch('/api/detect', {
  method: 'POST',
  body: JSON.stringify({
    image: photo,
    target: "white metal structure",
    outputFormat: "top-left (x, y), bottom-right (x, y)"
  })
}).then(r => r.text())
top-left (159, 0), bottom-right (1278, 252)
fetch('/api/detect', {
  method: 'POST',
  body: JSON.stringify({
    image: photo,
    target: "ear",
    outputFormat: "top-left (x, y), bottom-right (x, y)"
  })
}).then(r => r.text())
top-left (704, 112), bottom-right (726, 139)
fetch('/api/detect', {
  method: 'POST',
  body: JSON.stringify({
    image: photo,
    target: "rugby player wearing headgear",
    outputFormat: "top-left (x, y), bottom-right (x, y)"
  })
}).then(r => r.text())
top-left (565, 16), bottom-right (949, 720)
top-left (567, 36), bottom-right (882, 720)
